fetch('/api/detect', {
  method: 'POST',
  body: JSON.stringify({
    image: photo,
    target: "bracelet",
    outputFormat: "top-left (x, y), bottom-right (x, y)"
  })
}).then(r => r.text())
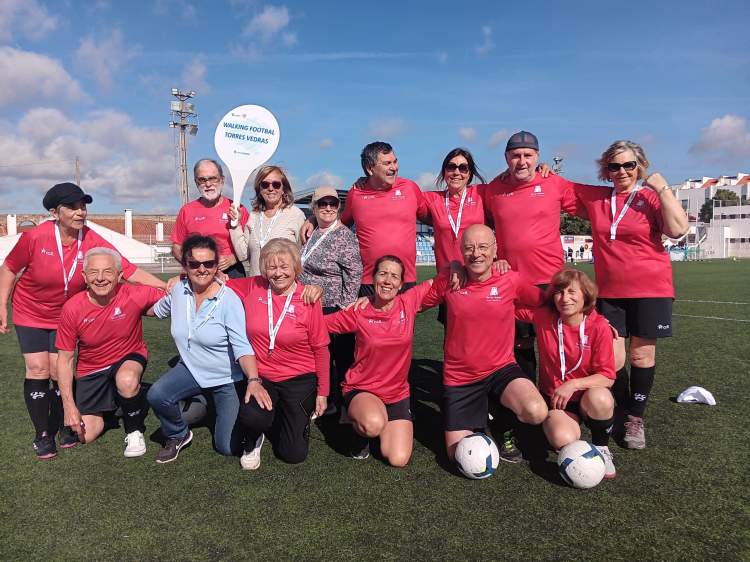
top-left (656, 186), bottom-right (669, 195)
top-left (247, 377), bottom-right (262, 384)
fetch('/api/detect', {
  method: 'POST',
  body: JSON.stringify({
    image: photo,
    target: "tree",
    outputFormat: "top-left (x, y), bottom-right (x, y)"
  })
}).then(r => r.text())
top-left (560, 213), bottom-right (591, 235)
top-left (699, 189), bottom-right (740, 223)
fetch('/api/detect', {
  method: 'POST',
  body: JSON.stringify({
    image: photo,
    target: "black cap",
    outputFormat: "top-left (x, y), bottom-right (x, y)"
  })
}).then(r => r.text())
top-left (505, 131), bottom-right (539, 152)
top-left (42, 183), bottom-right (93, 210)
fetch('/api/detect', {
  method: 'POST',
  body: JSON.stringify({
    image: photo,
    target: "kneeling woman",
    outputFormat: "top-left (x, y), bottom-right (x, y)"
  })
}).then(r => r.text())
top-left (325, 255), bottom-right (433, 467)
top-left (517, 268), bottom-right (617, 478)
top-left (228, 238), bottom-right (330, 470)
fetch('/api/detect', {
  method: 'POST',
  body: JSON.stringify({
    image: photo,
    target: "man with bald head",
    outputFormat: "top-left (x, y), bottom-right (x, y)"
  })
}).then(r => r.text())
top-left (422, 224), bottom-right (549, 463)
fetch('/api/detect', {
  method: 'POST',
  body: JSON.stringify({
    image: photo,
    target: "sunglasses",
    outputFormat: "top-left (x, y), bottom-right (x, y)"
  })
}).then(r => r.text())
top-left (445, 163), bottom-right (470, 173)
top-left (260, 180), bottom-right (283, 190)
top-left (607, 161), bottom-right (637, 172)
top-left (316, 197), bottom-right (339, 208)
top-left (186, 259), bottom-right (217, 270)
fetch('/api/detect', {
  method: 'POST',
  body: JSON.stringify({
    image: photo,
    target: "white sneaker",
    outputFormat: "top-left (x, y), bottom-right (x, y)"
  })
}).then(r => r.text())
top-left (124, 430), bottom-right (147, 458)
top-left (240, 434), bottom-right (264, 470)
top-left (595, 445), bottom-right (616, 479)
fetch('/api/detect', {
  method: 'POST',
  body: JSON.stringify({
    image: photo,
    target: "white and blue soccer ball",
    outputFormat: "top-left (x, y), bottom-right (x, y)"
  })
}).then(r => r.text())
top-left (557, 440), bottom-right (606, 489)
top-left (455, 432), bottom-right (500, 479)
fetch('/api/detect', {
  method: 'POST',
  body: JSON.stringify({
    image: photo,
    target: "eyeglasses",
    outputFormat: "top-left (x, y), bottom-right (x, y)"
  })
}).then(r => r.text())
top-left (260, 180), bottom-right (283, 190)
top-left (316, 197), bottom-right (339, 209)
top-left (445, 163), bottom-right (470, 173)
top-left (462, 243), bottom-right (495, 254)
top-left (186, 259), bottom-right (218, 270)
top-left (196, 176), bottom-right (222, 185)
top-left (606, 161), bottom-right (637, 173)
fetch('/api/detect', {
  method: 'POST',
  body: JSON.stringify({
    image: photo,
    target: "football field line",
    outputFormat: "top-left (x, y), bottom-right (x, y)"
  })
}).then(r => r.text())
top-left (676, 299), bottom-right (749, 305)
top-left (673, 313), bottom-right (750, 323)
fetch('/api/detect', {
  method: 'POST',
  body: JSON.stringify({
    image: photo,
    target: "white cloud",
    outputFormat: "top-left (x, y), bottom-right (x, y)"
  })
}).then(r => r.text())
top-left (689, 114), bottom-right (750, 159)
top-left (458, 127), bottom-right (477, 142)
top-left (475, 25), bottom-right (494, 56)
top-left (0, 0), bottom-right (58, 42)
top-left (282, 32), bottom-right (298, 46)
top-left (489, 128), bottom-right (510, 148)
top-left (0, 47), bottom-right (86, 107)
top-left (368, 118), bottom-right (407, 139)
top-left (305, 171), bottom-right (343, 190)
top-left (74, 30), bottom-right (141, 93)
top-left (181, 56), bottom-right (210, 94)
top-left (319, 138), bottom-right (334, 150)
top-left (244, 5), bottom-right (291, 42)
top-left (416, 172), bottom-right (438, 191)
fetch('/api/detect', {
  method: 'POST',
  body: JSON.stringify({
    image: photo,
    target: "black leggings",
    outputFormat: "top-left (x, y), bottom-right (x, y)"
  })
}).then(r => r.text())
top-left (238, 374), bottom-right (316, 464)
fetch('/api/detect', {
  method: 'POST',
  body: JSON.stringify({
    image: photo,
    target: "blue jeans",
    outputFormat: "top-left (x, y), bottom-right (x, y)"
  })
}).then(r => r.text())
top-left (147, 361), bottom-right (242, 456)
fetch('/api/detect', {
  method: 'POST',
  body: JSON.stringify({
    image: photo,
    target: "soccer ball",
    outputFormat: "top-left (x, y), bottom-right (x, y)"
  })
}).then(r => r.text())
top-left (557, 440), bottom-right (606, 489)
top-left (179, 395), bottom-right (208, 426)
top-left (455, 432), bottom-right (500, 479)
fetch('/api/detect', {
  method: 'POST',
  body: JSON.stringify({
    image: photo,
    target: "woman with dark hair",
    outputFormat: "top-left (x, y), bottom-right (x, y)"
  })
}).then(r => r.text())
top-left (516, 268), bottom-right (617, 478)
top-left (575, 140), bottom-right (688, 449)
top-left (229, 165), bottom-right (305, 276)
top-left (0, 182), bottom-right (165, 460)
top-left (147, 235), bottom-right (259, 464)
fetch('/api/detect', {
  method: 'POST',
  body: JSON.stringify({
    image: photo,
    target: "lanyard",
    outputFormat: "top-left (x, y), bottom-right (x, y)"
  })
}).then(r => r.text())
top-left (185, 280), bottom-right (224, 350)
top-left (54, 223), bottom-right (83, 298)
top-left (557, 316), bottom-right (586, 381)
top-left (255, 208), bottom-right (282, 249)
top-left (267, 282), bottom-right (296, 355)
top-left (610, 186), bottom-right (640, 240)
top-left (444, 188), bottom-right (467, 239)
top-left (301, 220), bottom-right (338, 264)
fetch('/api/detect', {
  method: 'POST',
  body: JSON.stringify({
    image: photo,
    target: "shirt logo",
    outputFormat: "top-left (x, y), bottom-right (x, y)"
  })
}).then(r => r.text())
top-left (114, 307), bottom-right (122, 316)
top-left (489, 287), bottom-right (498, 296)
top-left (532, 185), bottom-right (544, 197)
top-left (221, 213), bottom-right (228, 220)
top-left (83, 317), bottom-right (96, 324)
top-left (287, 304), bottom-right (296, 316)
top-left (635, 199), bottom-right (645, 208)
top-left (486, 286), bottom-right (502, 302)
top-left (367, 319), bottom-right (385, 324)
top-left (194, 216), bottom-right (206, 222)
top-left (391, 189), bottom-right (406, 200)
top-left (40, 248), bottom-right (54, 256)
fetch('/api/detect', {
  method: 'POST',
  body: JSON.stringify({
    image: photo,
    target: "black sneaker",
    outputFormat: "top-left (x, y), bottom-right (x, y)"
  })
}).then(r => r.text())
top-left (58, 426), bottom-right (80, 449)
top-left (33, 432), bottom-right (57, 460)
top-left (155, 430), bottom-right (193, 464)
top-left (498, 430), bottom-right (523, 463)
top-left (350, 434), bottom-right (370, 460)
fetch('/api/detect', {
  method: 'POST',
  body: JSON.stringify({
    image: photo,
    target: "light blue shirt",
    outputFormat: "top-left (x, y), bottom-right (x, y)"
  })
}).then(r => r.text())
top-left (153, 279), bottom-right (254, 388)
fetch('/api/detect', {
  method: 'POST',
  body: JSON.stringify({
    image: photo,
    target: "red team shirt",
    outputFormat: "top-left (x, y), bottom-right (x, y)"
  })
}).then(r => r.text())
top-left (4, 221), bottom-right (138, 329)
top-left (341, 178), bottom-right (425, 284)
top-left (171, 197), bottom-right (250, 257)
top-left (480, 173), bottom-right (579, 285)
top-left (419, 185), bottom-right (486, 272)
top-left (421, 271), bottom-right (542, 387)
top-left (515, 307), bottom-right (615, 402)
top-left (576, 186), bottom-right (674, 298)
top-left (325, 282), bottom-right (432, 404)
top-left (227, 277), bottom-right (330, 396)
top-left (56, 284), bottom-right (163, 377)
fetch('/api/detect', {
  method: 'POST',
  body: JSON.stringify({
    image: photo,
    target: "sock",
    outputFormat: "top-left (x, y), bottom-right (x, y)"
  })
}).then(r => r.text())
top-left (48, 381), bottom-right (64, 434)
top-left (628, 365), bottom-right (655, 417)
top-left (117, 390), bottom-right (147, 434)
top-left (586, 416), bottom-right (614, 446)
top-left (514, 347), bottom-right (537, 383)
top-left (612, 367), bottom-right (630, 407)
top-left (24, 379), bottom-right (51, 438)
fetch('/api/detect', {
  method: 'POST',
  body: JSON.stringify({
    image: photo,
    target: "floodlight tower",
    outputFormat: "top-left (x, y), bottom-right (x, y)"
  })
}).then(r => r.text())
top-left (169, 89), bottom-right (199, 206)
top-left (553, 156), bottom-right (564, 174)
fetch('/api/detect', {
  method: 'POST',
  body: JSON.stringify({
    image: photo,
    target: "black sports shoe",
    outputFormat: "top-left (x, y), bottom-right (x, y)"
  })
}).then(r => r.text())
top-left (498, 430), bottom-right (523, 463)
top-left (33, 432), bottom-right (57, 460)
top-left (350, 434), bottom-right (370, 460)
top-left (58, 426), bottom-right (80, 449)
top-left (155, 430), bottom-right (193, 464)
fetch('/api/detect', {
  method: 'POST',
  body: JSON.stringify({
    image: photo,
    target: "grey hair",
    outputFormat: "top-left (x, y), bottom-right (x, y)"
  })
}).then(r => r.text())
top-left (193, 158), bottom-right (225, 179)
top-left (596, 140), bottom-right (650, 182)
top-left (83, 247), bottom-right (122, 271)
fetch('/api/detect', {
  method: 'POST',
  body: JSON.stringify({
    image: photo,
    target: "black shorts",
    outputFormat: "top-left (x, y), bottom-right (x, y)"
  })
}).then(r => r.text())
top-left (342, 390), bottom-right (412, 422)
top-left (437, 302), bottom-right (447, 326)
top-left (75, 353), bottom-right (147, 415)
top-left (543, 395), bottom-right (582, 418)
top-left (358, 282), bottom-right (417, 298)
top-left (597, 297), bottom-right (673, 339)
top-left (15, 325), bottom-right (57, 354)
top-left (443, 363), bottom-right (531, 431)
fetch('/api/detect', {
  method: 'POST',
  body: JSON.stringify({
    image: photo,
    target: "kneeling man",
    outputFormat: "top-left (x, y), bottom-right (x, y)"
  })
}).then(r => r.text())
top-left (56, 247), bottom-right (164, 456)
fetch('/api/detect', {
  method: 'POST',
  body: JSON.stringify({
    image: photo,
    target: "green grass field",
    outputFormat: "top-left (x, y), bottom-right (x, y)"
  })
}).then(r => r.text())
top-left (1, 260), bottom-right (748, 561)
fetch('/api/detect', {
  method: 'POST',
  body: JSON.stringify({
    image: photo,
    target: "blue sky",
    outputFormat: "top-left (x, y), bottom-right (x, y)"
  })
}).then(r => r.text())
top-left (1, 0), bottom-right (748, 213)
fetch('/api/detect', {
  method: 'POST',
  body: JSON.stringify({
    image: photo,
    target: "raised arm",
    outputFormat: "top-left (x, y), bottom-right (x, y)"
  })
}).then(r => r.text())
top-left (643, 173), bottom-right (689, 239)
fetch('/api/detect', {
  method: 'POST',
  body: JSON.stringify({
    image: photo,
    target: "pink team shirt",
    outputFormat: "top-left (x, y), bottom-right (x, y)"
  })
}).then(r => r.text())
top-left (479, 173), bottom-right (579, 285)
top-left (228, 277), bottom-right (330, 396)
top-left (341, 178), bottom-right (425, 284)
top-left (419, 185), bottom-right (486, 272)
top-left (575, 186), bottom-right (674, 298)
top-left (171, 197), bottom-right (250, 257)
top-left (56, 284), bottom-right (163, 377)
top-left (4, 221), bottom-right (138, 329)
top-left (515, 307), bottom-right (615, 402)
top-left (325, 282), bottom-right (432, 404)
top-left (422, 271), bottom-right (542, 387)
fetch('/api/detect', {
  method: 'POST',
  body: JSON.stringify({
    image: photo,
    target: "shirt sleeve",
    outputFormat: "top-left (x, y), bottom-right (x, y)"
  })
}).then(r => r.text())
top-left (305, 300), bottom-right (330, 395)
top-left (337, 230), bottom-right (363, 307)
top-left (415, 186), bottom-right (431, 223)
top-left (171, 207), bottom-right (187, 245)
top-left (324, 306), bottom-right (358, 334)
top-left (3, 231), bottom-right (32, 273)
top-left (557, 176), bottom-right (579, 215)
top-left (152, 287), bottom-right (174, 319)
top-left (514, 305), bottom-right (536, 323)
top-left (589, 319), bottom-right (615, 380)
top-left (239, 205), bottom-right (250, 229)
top-left (340, 189), bottom-right (354, 227)
top-left (402, 279), bottom-right (434, 313)
top-left (55, 302), bottom-right (78, 352)
top-left (420, 272), bottom-right (447, 309)
top-left (513, 273), bottom-right (545, 308)
top-left (133, 285), bottom-right (166, 311)
top-left (223, 291), bottom-right (254, 359)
